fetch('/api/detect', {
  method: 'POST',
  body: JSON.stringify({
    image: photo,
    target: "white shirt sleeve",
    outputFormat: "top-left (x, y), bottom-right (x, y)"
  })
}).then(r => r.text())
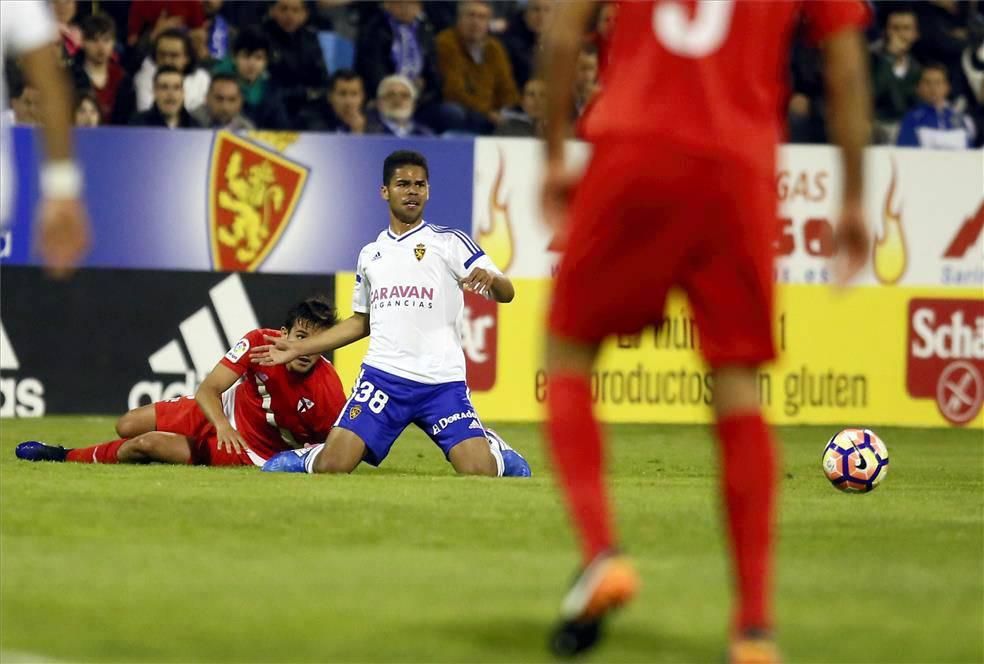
top-left (352, 250), bottom-right (370, 314)
top-left (444, 229), bottom-right (501, 281)
top-left (1, 1), bottom-right (57, 56)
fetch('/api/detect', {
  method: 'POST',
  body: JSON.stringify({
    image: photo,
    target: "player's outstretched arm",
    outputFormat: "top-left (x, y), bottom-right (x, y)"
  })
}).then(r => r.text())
top-left (822, 28), bottom-right (872, 287)
top-left (20, 41), bottom-right (91, 279)
top-left (195, 363), bottom-right (249, 454)
top-left (539, 0), bottom-right (594, 232)
top-left (461, 268), bottom-right (515, 303)
top-left (250, 313), bottom-right (370, 365)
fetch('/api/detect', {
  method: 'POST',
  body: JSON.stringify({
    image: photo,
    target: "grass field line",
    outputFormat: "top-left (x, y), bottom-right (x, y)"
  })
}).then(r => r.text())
top-left (0, 651), bottom-right (67, 663)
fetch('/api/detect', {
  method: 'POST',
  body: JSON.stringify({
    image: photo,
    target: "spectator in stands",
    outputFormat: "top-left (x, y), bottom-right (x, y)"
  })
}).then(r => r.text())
top-left (129, 66), bottom-right (202, 129)
top-left (127, 1), bottom-right (207, 64)
top-left (501, 0), bottom-right (551, 88)
top-left (262, 0), bottom-right (330, 118)
top-left (299, 69), bottom-right (367, 133)
top-left (133, 29), bottom-right (211, 114)
top-left (71, 14), bottom-right (128, 124)
top-left (199, 0), bottom-right (231, 68)
top-left (588, 2), bottom-right (616, 81)
top-left (51, 0), bottom-right (83, 59)
top-left (355, 2), bottom-right (448, 130)
top-left (912, 0), bottom-right (979, 108)
top-left (4, 76), bottom-right (41, 126)
top-left (213, 27), bottom-right (289, 130)
top-left (897, 63), bottom-right (976, 148)
top-left (787, 28), bottom-right (827, 143)
top-left (366, 75), bottom-right (433, 137)
top-left (871, 9), bottom-right (922, 141)
top-left (495, 77), bottom-right (545, 137)
top-left (191, 73), bottom-right (255, 131)
top-left (435, 1), bottom-right (519, 135)
top-left (574, 43), bottom-right (600, 117)
top-left (73, 90), bottom-right (102, 127)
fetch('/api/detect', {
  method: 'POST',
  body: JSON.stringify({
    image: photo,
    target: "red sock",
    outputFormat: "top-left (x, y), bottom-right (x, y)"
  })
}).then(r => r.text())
top-left (65, 439), bottom-right (127, 464)
top-left (546, 373), bottom-right (614, 565)
top-left (716, 413), bottom-right (777, 633)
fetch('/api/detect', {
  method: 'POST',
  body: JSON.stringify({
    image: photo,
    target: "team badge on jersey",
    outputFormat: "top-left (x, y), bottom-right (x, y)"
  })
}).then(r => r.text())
top-left (349, 405), bottom-right (362, 419)
top-left (414, 243), bottom-right (426, 261)
top-left (208, 131), bottom-right (309, 272)
top-left (225, 337), bottom-right (250, 362)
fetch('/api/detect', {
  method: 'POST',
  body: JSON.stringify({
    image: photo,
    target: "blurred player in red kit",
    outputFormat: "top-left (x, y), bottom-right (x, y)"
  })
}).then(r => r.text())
top-left (540, 1), bottom-right (873, 660)
top-left (16, 297), bottom-right (347, 467)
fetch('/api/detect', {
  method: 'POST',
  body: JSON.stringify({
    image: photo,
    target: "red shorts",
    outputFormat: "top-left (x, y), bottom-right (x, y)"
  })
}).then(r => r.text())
top-left (549, 141), bottom-right (777, 367)
top-left (154, 396), bottom-right (253, 466)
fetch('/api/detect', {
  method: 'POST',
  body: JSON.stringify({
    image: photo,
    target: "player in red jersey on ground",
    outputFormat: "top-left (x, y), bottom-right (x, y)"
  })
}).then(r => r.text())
top-left (540, 1), bottom-right (873, 660)
top-left (16, 297), bottom-right (347, 467)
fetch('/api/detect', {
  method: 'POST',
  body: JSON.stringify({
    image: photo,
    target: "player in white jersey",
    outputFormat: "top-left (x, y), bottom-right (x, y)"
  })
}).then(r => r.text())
top-left (254, 150), bottom-right (530, 477)
top-left (1, 0), bottom-right (90, 276)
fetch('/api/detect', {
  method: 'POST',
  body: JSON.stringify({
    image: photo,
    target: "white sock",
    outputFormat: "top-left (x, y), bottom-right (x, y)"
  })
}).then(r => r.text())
top-left (486, 434), bottom-right (505, 477)
top-left (304, 443), bottom-right (325, 474)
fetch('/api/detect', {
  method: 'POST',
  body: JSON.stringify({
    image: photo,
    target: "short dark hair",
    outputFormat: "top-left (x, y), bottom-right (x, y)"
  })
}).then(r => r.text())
top-left (233, 26), bottom-right (270, 56)
top-left (383, 150), bottom-right (429, 185)
top-left (210, 72), bottom-right (240, 90)
top-left (74, 89), bottom-right (103, 118)
top-left (922, 62), bottom-right (949, 79)
top-left (329, 69), bottom-right (362, 91)
top-left (154, 65), bottom-right (183, 84)
top-left (284, 296), bottom-right (338, 331)
top-left (154, 28), bottom-right (196, 71)
top-left (81, 14), bottom-right (116, 40)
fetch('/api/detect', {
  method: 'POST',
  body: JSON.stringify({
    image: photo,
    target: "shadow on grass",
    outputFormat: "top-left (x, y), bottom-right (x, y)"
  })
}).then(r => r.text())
top-left (427, 614), bottom-right (720, 663)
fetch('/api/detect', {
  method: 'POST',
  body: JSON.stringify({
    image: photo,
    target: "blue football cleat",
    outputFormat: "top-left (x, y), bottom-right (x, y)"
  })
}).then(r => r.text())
top-left (262, 447), bottom-right (313, 473)
top-left (486, 428), bottom-right (532, 477)
top-left (16, 441), bottom-right (68, 462)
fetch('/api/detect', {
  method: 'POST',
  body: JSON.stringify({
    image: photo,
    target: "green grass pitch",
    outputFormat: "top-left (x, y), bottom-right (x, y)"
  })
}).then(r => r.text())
top-left (1, 417), bottom-right (981, 663)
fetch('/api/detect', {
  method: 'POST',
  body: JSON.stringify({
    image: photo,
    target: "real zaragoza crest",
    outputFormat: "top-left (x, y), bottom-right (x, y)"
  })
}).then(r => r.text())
top-left (208, 131), bottom-right (308, 271)
top-left (414, 243), bottom-right (426, 261)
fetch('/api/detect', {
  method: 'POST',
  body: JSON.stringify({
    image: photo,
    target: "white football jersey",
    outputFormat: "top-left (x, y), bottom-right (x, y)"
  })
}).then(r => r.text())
top-left (352, 221), bottom-right (501, 384)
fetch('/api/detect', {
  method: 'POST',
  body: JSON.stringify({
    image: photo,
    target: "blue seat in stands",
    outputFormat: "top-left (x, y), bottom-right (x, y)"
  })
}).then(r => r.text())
top-left (318, 31), bottom-right (355, 74)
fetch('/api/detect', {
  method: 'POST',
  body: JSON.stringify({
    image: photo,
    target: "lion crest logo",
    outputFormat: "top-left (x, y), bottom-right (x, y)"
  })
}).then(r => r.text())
top-left (208, 131), bottom-right (308, 271)
top-left (348, 405), bottom-right (362, 419)
top-left (414, 243), bottom-right (426, 261)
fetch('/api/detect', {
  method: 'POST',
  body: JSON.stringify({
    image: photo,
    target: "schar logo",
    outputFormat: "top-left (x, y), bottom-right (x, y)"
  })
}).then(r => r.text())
top-left (907, 298), bottom-right (984, 425)
top-left (0, 320), bottom-right (45, 417)
top-left (208, 131), bottom-right (309, 272)
top-left (129, 274), bottom-right (259, 409)
top-left (461, 291), bottom-right (497, 391)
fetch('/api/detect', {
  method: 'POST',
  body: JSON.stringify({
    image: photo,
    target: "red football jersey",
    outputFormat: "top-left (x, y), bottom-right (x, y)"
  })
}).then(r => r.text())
top-left (219, 328), bottom-right (347, 460)
top-left (581, 0), bottom-right (869, 174)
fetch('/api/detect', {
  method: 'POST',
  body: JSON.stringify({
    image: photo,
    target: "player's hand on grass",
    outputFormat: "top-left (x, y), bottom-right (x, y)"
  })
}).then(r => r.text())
top-left (461, 267), bottom-right (495, 296)
top-left (216, 425), bottom-right (248, 455)
top-left (831, 200), bottom-right (870, 288)
top-left (250, 335), bottom-right (300, 366)
top-left (37, 197), bottom-right (91, 280)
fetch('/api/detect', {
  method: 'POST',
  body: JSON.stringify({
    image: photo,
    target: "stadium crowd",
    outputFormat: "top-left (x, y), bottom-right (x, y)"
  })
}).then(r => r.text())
top-left (3, 0), bottom-right (983, 148)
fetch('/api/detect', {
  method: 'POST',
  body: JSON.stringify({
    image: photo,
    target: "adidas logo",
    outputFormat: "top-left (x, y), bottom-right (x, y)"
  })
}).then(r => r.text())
top-left (0, 319), bottom-right (45, 417)
top-left (468, 419), bottom-right (483, 430)
top-left (297, 397), bottom-right (314, 412)
top-left (128, 274), bottom-right (259, 409)
top-left (371, 251), bottom-right (382, 261)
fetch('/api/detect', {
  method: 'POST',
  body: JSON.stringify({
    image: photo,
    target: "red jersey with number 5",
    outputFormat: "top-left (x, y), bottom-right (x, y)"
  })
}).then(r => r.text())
top-left (581, 0), bottom-right (869, 174)
top-left (219, 328), bottom-right (347, 460)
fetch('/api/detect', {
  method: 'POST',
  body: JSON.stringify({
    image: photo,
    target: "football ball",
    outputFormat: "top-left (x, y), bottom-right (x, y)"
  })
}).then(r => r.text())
top-left (821, 428), bottom-right (890, 493)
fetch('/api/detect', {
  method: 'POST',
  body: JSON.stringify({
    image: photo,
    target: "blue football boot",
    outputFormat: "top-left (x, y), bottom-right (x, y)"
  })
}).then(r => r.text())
top-left (486, 428), bottom-right (531, 477)
top-left (261, 446), bottom-right (316, 473)
top-left (15, 441), bottom-right (68, 462)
